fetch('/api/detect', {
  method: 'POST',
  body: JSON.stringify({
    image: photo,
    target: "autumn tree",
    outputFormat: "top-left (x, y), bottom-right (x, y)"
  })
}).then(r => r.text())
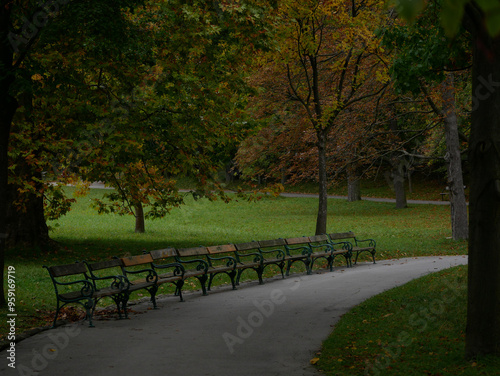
top-left (242, 0), bottom-right (390, 234)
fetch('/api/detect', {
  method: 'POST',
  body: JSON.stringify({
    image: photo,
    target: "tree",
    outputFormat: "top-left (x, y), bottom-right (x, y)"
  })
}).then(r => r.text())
top-left (383, 4), bottom-right (470, 235)
top-left (245, 0), bottom-right (390, 234)
top-left (394, 0), bottom-right (500, 358)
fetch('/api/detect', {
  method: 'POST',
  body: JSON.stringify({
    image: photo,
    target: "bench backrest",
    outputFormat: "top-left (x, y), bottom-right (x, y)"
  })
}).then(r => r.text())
top-left (150, 248), bottom-right (177, 260)
top-left (177, 246), bottom-right (209, 257)
top-left (46, 262), bottom-right (87, 278)
top-left (85, 259), bottom-right (122, 272)
top-left (284, 236), bottom-right (310, 246)
top-left (328, 231), bottom-right (355, 240)
top-left (308, 234), bottom-right (329, 243)
top-left (234, 242), bottom-right (260, 252)
top-left (120, 254), bottom-right (154, 267)
top-left (207, 244), bottom-right (237, 255)
top-left (258, 239), bottom-right (286, 248)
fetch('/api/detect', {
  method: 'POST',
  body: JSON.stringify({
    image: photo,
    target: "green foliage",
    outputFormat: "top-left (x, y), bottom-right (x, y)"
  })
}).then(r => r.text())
top-left (392, 0), bottom-right (500, 37)
top-left (383, 2), bottom-right (470, 95)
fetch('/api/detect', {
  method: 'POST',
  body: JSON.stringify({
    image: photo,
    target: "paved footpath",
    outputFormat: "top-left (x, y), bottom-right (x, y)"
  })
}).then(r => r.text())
top-left (1, 256), bottom-right (467, 376)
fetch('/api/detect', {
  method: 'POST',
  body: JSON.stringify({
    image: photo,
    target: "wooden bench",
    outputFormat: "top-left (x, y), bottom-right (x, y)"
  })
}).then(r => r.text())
top-left (234, 241), bottom-right (265, 285)
top-left (118, 254), bottom-right (185, 307)
top-left (44, 262), bottom-right (99, 327)
top-left (283, 236), bottom-right (312, 275)
top-left (308, 234), bottom-right (352, 272)
top-left (257, 239), bottom-right (287, 279)
top-left (328, 232), bottom-right (376, 264)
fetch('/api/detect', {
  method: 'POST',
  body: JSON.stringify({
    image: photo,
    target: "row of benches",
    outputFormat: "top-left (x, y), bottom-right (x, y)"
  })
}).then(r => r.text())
top-left (44, 232), bottom-right (376, 328)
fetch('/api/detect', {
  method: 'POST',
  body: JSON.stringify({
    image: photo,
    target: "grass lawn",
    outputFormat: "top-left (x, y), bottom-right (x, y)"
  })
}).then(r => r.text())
top-left (0, 184), bottom-right (477, 373)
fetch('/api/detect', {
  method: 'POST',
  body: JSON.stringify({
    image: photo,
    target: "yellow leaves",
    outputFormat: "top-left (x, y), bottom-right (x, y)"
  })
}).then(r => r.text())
top-left (31, 73), bottom-right (44, 81)
top-left (310, 357), bottom-right (320, 365)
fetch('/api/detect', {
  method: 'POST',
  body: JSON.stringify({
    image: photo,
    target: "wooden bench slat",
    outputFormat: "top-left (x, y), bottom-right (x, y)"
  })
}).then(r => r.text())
top-left (177, 247), bottom-right (209, 256)
top-left (150, 248), bottom-right (177, 259)
top-left (308, 234), bottom-right (329, 243)
top-left (234, 242), bottom-right (260, 251)
top-left (259, 239), bottom-right (286, 248)
top-left (285, 237), bottom-right (310, 245)
top-left (120, 254), bottom-right (153, 267)
top-left (49, 262), bottom-right (87, 277)
top-left (328, 231), bottom-right (355, 240)
top-left (207, 244), bottom-right (237, 254)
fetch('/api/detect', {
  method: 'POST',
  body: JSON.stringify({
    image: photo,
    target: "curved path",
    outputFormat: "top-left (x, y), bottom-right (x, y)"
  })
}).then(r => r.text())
top-left (1, 256), bottom-right (467, 376)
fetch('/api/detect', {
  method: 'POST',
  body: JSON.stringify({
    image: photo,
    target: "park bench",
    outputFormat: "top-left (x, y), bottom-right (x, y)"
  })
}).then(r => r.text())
top-left (284, 236), bottom-right (313, 275)
top-left (45, 256), bottom-right (185, 328)
top-left (118, 254), bottom-right (185, 308)
top-left (44, 262), bottom-right (99, 328)
top-left (233, 241), bottom-right (265, 285)
top-left (308, 234), bottom-right (353, 271)
top-left (327, 232), bottom-right (376, 264)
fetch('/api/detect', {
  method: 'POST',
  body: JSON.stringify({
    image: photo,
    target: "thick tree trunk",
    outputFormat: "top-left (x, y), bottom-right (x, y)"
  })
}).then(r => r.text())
top-left (315, 131), bottom-right (328, 235)
top-left (6, 176), bottom-right (51, 249)
top-left (0, 5), bottom-right (16, 307)
top-left (134, 202), bottom-right (145, 233)
top-left (465, 31), bottom-right (500, 358)
top-left (442, 73), bottom-right (468, 240)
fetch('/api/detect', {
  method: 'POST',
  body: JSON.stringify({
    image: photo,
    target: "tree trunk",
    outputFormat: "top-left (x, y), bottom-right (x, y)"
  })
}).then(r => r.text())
top-left (134, 202), bottom-right (145, 233)
top-left (315, 131), bottom-right (328, 235)
top-left (392, 162), bottom-right (407, 209)
top-left (6, 176), bottom-right (51, 249)
top-left (347, 170), bottom-right (361, 202)
top-left (465, 30), bottom-right (500, 358)
top-left (0, 4), bottom-right (16, 307)
top-left (442, 73), bottom-right (468, 240)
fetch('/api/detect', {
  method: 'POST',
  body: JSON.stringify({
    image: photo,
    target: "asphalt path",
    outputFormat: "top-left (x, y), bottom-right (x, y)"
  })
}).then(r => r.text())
top-left (1, 256), bottom-right (467, 376)
top-left (85, 182), bottom-right (452, 205)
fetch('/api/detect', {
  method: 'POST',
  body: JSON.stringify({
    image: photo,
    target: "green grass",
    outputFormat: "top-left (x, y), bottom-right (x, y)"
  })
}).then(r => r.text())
top-left (314, 265), bottom-right (500, 375)
top-left (0, 184), bottom-right (474, 372)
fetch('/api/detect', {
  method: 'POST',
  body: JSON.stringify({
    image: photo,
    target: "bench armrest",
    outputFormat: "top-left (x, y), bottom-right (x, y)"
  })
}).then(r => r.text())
top-left (285, 245), bottom-right (311, 256)
top-left (235, 251), bottom-right (263, 264)
top-left (259, 248), bottom-right (285, 260)
top-left (175, 257), bottom-right (209, 273)
top-left (355, 238), bottom-right (376, 248)
top-left (207, 255), bottom-right (237, 269)
top-left (329, 241), bottom-right (352, 251)
top-left (122, 267), bottom-right (158, 284)
top-left (55, 279), bottom-right (94, 298)
top-left (309, 243), bottom-right (334, 253)
top-left (152, 262), bottom-right (185, 277)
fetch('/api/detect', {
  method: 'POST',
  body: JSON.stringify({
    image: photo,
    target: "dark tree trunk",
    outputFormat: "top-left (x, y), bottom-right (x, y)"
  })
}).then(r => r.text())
top-left (0, 4), bottom-right (16, 307)
top-left (442, 73), bottom-right (468, 240)
top-left (315, 131), bottom-right (328, 235)
top-left (6, 176), bottom-right (51, 249)
top-left (347, 170), bottom-right (361, 202)
top-left (392, 163), bottom-right (407, 209)
top-left (134, 202), bottom-right (145, 233)
top-left (465, 28), bottom-right (500, 358)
